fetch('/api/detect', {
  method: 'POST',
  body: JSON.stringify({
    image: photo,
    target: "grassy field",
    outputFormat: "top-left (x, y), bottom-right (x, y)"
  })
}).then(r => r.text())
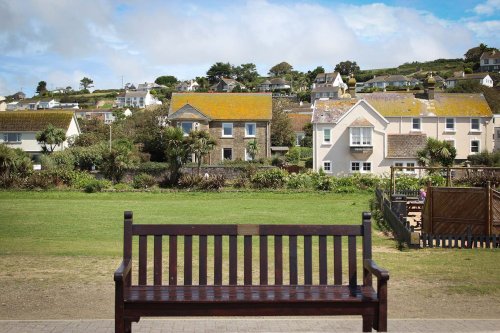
top-left (0, 190), bottom-right (499, 319)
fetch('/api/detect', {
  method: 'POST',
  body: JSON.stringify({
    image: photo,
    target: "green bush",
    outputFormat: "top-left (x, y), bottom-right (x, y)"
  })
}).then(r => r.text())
top-left (67, 171), bottom-right (96, 189)
top-left (271, 155), bottom-right (286, 167)
top-left (199, 175), bottom-right (226, 191)
top-left (314, 174), bottom-right (334, 191)
top-left (178, 174), bottom-right (203, 188)
top-left (304, 157), bottom-right (313, 169)
top-left (135, 162), bottom-right (169, 174)
top-left (113, 183), bottom-right (132, 191)
top-left (132, 173), bottom-right (157, 189)
top-left (287, 172), bottom-right (313, 189)
top-left (25, 172), bottom-right (54, 190)
top-left (83, 179), bottom-right (111, 193)
top-left (251, 168), bottom-right (288, 189)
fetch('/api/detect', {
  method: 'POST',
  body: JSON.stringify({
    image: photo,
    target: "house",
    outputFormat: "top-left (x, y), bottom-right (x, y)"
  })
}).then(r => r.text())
top-left (289, 113), bottom-right (312, 146)
top-left (12, 98), bottom-right (60, 110)
top-left (0, 111), bottom-right (81, 158)
top-left (176, 80), bottom-right (199, 92)
top-left (211, 78), bottom-right (246, 92)
top-left (480, 50), bottom-right (500, 72)
top-left (257, 80), bottom-right (271, 92)
top-left (0, 96), bottom-right (6, 111)
top-left (168, 93), bottom-right (272, 163)
top-left (136, 82), bottom-right (165, 91)
top-left (75, 108), bottom-right (132, 123)
top-left (312, 79), bottom-right (494, 175)
top-left (363, 75), bottom-right (419, 90)
top-left (6, 101), bottom-right (19, 111)
top-left (445, 72), bottom-right (494, 88)
top-left (311, 72), bottom-right (346, 102)
top-left (12, 91), bottom-right (26, 100)
top-left (115, 90), bottom-right (161, 108)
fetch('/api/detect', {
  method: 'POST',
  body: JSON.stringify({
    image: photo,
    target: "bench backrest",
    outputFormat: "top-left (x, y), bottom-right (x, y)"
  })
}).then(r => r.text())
top-left (121, 211), bottom-right (373, 287)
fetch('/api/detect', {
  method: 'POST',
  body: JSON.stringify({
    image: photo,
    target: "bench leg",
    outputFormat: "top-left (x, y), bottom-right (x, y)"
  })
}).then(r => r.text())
top-left (377, 303), bottom-right (388, 332)
top-left (124, 320), bottom-right (132, 333)
top-left (362, 314), bottom-right (374, 332)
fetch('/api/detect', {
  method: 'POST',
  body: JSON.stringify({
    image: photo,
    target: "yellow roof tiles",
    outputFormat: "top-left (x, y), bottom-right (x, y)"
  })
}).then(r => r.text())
top-left (362, 92), bottom-right (492, 117)
top-left (170, 93), bottom-right (272, 121)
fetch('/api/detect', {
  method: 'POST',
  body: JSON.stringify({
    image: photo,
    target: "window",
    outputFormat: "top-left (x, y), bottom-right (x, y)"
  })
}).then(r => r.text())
top-left (351, 161), bottom-right (371, 173)
top-left (394, 162), bottom-right (404, 171)
top-left (445, 118), bottom-right (455, 132)
top-left (470, 140), bottom-right (480, 153)
top-left (222, 123), bottom-right (233, 137)
top-left (323, 128), bottom-right (331, 144)
top-left (296, 134), bottom-right (304, 146)
top-left (245, 123), bottom-right (256, 137)
top-left (394, 162), bottom-right (415, 174)
top-left (3, 133), bottom-right (21, 143)
top-left (181, 122), bottom-right (193, 136)
top-left (484, 59), bottom-right (489, 64)
top-left (406, 162), bottom-right (415, 173)
top-left (350, 127), bottom-right (372, 146)
top-left (470, 118), bottom-right (480, 132)
top-left (323, 161), bottom-right (331, 172)
top-left (412, 118), bottom-right (421, 131)
top-left (223, 148), bottom-right (233, 160)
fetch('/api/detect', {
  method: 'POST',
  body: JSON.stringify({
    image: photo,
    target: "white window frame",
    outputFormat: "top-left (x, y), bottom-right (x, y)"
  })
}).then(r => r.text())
top-left (3, 133), bottom-right (22, 143)
top-left (350, 127), bottom-right (372, 146)
top-left (394, 161), bottom-right (416, 174)
top-left (222, 147), bottom-right (233, 160)
top-left (350, 161), bottom-right (372, 173)
top-left (323, 128), bottom-right (331, 144)
top-left (445, 118), bottom-right (455, 132)
top-left (470, 118), bottom-right (480, 132)
top-left (470, 140), bottom-right (480, 154)
top-left (245, 123), bottom-right (256, 137)
top-left (323, 161), bottom-right (331, 173)
top-left (296, 133), bottom-right (304, 146)
top-left (222, 123), bottom-right (233, 137)
top-left (180, 122), bottom-right (193, 136)
top-left (411, 118), bottom-right (421, 131)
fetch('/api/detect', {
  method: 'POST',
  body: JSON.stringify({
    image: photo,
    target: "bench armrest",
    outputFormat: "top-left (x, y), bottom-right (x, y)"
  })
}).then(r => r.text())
top-left (114, 259), bottom-right (132, 283)
top-left (364, 259), bottom-right (390, 282)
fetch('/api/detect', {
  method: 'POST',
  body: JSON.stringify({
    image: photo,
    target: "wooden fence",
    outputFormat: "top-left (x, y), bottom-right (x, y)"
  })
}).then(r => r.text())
top-left (421, 232), bottom-right (500, 248)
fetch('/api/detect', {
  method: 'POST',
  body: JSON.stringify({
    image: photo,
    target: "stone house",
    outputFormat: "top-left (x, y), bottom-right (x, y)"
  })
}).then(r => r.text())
top-left (168, 93), bottom-right (272, 164)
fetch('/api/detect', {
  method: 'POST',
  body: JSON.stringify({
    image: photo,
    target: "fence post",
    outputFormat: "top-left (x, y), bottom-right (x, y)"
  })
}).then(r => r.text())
top-left (446, 167), bottom-right (451, 187)
top-left (390, 166), bottom-right (395, 195)
top-left (487, 181), bottom-right (492, 236)
top-left (467, 225), bottom-right (472, 249)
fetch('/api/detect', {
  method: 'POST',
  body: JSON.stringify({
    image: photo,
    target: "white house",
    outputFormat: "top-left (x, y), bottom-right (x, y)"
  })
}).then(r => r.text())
top-left (445, 72), bottom-right (494, 88)
top-left (480, 50), bottom-right (500, 72)
top-left (0, 111), bottom-right (81, 157)
top-left (363, 75), bottom-right (420, 90)
top-left (0, 96), bottom-right (6, 111)
top-left (311, 72), bottom-right (346, 102)
top-left (312, 81), bottom-right (494, 175)
top-left (115, 90), bottom-right (161, 108)
top-left (176, 80), bottom-right (199, 92)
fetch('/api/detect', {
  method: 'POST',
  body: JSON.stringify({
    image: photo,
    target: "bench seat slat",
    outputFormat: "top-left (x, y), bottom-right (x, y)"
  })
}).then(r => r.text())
top-left (124, 285), bottom-right (378, 303)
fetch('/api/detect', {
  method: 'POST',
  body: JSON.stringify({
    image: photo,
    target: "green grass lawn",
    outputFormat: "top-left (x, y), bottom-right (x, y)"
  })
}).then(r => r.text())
top-left (0, 190), bottom-right (498, 319)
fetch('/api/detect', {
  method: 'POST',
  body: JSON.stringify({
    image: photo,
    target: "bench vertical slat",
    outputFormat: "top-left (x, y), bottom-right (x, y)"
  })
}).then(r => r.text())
top-left (348, 235), bottom-right (357, 288)
top-left (139, 235), bottom-right (147, 285)
top-left (199, 235), bottom-right (207, 286)
top-left (333, 235), bottom-right (342, 285)
top-left (154, 235), bottom-right (162, 286)
top-left (274, 235), bottom-right (283, 285)
top-left (362, 213), bottom-right (372, 287)
top-left (244, 236), bottom-right (253, 285)
top-left (169, 235), bottom-right (177, 286)
top-left (260, 235), bottom-right (268, 285)
top-left (184, 235), bottom-right (192, 286)
top-left (214, 235), bottom-right (223, 285)
top-left (304, 235), bottom-right (312, 285)
top-left (229, 235), bottom-right (237, 285)
top-left (319, 235), bottom-right (327, 285)
top-left (289, 235), bottom-right (298, 285)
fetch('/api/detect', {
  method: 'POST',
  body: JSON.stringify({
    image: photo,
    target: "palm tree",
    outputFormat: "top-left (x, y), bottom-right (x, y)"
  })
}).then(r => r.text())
top-left (36, 124), bottom-right (66, 154)
top-left (164, 126), bottom-right (189, 184)
top-left (185, 130), bottom-right (216, 175)
top-left (246, 139), bottom-right (259, 161)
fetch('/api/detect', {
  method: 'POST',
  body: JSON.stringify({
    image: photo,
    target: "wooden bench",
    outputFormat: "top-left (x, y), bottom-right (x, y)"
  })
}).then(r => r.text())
top-left (115, 211), bottom-right (389, 333)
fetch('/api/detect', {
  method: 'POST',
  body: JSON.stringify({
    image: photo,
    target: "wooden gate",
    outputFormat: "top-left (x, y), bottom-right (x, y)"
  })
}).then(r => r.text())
top-left (492, 189), bottom-right (500, 235)
top-left (422, 186), bottom-right (491, 235)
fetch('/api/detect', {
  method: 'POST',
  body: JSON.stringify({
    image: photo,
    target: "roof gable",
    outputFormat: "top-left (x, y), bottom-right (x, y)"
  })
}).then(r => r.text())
top-left (168, 104), bottom-right (211, 121)
top-left (0, 111), bottom-right (75, 132)
top-left (169, 93), bottom-right (272, 120)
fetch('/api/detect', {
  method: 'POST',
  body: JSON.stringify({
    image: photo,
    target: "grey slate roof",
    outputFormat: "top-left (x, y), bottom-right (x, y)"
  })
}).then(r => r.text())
top-left (386, 133), bottom-right (427, 158)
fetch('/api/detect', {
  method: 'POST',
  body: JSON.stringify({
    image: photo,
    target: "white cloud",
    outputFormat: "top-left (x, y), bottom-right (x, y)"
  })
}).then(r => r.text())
top-left (466, 19), bottom-right (500, 40)
top-left (473, 0), bottom-right (500, 15)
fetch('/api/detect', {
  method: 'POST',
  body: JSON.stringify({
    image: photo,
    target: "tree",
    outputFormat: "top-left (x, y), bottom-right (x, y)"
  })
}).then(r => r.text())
top-left (206, 62), bottom-right (233, 84)
top-left (79, 77), bottom-right (94, 90)
top-left (36, 124), bottom-right (67, 154)
top-left (464, 43), bottom-right (498, 70)
top-left (185, 130), bottom-right (216, 175)
top-left (233, 63), bottom-right (259, 88)
top-left (195, 76), bottom-right (210, 90)
top-left (100, 140), bottom-right (139, 183)
top-left (246, 139), bottom-right (259, 161)
top-left (164, 126), bottom-right (189, 185)
top-left (269, 62), bottom-right (293, 77)
top-left (0, 144), bottom-right (32, 186)
top-left (271, 99), bottom-right (295, 147)
top-left (155, 75), bottom-right (178, 87)
top-left (36, 81), bottom-right (47, 95)
top-left (306, 66), bottom-right (325, 86)
top-left (417, 138), bottom-right (456, 168)
top-left (300, 123), bottom-right (313, 148)
top-left (334, 60), bottom-right (360, 76)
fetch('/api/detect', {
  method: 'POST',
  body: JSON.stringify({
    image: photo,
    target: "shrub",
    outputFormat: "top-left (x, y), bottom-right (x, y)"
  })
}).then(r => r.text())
top-left (314, 174), bottom-right (334, 191)
top-left (25, 172), bottom-right (54, 190)
top-left (113, 183), bottom-right (132, 191)
top-left (132, 173), bottom-right (157, 189)
top-left (199, 175), bottom-right (225, 191)
top-left (135, 162), bottom-right (169, 174)
top-left (83, 179), bottom-right (111, 193)
top-left (251, 168), bottom-right (288, 189)
top-left (178, 174), bottom-right (203, 188)
top-left (67, 170), bottom-right (96, 189)
top-left (271, 155), bottom-right (286, 167)
top-left (304, 157), bottom-right (313, 169)
top-left (287, 172), bottom-right (313, 189)
top-left (232, 177), bottom-right (248, 189)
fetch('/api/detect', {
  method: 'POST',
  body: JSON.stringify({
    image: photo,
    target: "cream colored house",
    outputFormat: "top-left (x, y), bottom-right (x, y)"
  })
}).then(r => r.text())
top-left (312, 89), bottom-right (494, 175)
top-left (0, 111), bottom-right (80, 158)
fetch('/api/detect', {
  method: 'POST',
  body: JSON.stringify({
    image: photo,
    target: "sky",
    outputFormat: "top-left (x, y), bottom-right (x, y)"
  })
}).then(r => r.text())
top-left (0, 0), bottom-right (498, 97)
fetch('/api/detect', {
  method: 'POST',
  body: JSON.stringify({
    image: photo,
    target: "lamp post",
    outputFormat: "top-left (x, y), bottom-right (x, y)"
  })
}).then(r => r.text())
top-left (105, 119), bottom-right (112, 152)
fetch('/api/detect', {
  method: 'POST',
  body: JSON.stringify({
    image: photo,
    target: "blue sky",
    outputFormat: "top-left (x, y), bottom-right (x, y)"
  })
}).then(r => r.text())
top-left (0, 0), bottom-right (498, 97)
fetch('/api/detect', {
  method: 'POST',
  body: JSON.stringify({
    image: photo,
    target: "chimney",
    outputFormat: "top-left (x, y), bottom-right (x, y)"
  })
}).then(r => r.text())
top-left (348, 74), bottom-right (356, 98)
top-left (426, 73), bottom-right (436, 100)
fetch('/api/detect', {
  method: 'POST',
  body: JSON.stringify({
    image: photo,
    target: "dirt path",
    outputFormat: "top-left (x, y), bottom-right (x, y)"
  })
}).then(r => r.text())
top-left (1, 255), bottom-right (499, 319)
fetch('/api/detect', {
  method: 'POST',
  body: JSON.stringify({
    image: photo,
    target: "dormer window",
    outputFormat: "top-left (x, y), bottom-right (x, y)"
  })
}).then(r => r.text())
top-left (350, 127), bottom-right (372, 146)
